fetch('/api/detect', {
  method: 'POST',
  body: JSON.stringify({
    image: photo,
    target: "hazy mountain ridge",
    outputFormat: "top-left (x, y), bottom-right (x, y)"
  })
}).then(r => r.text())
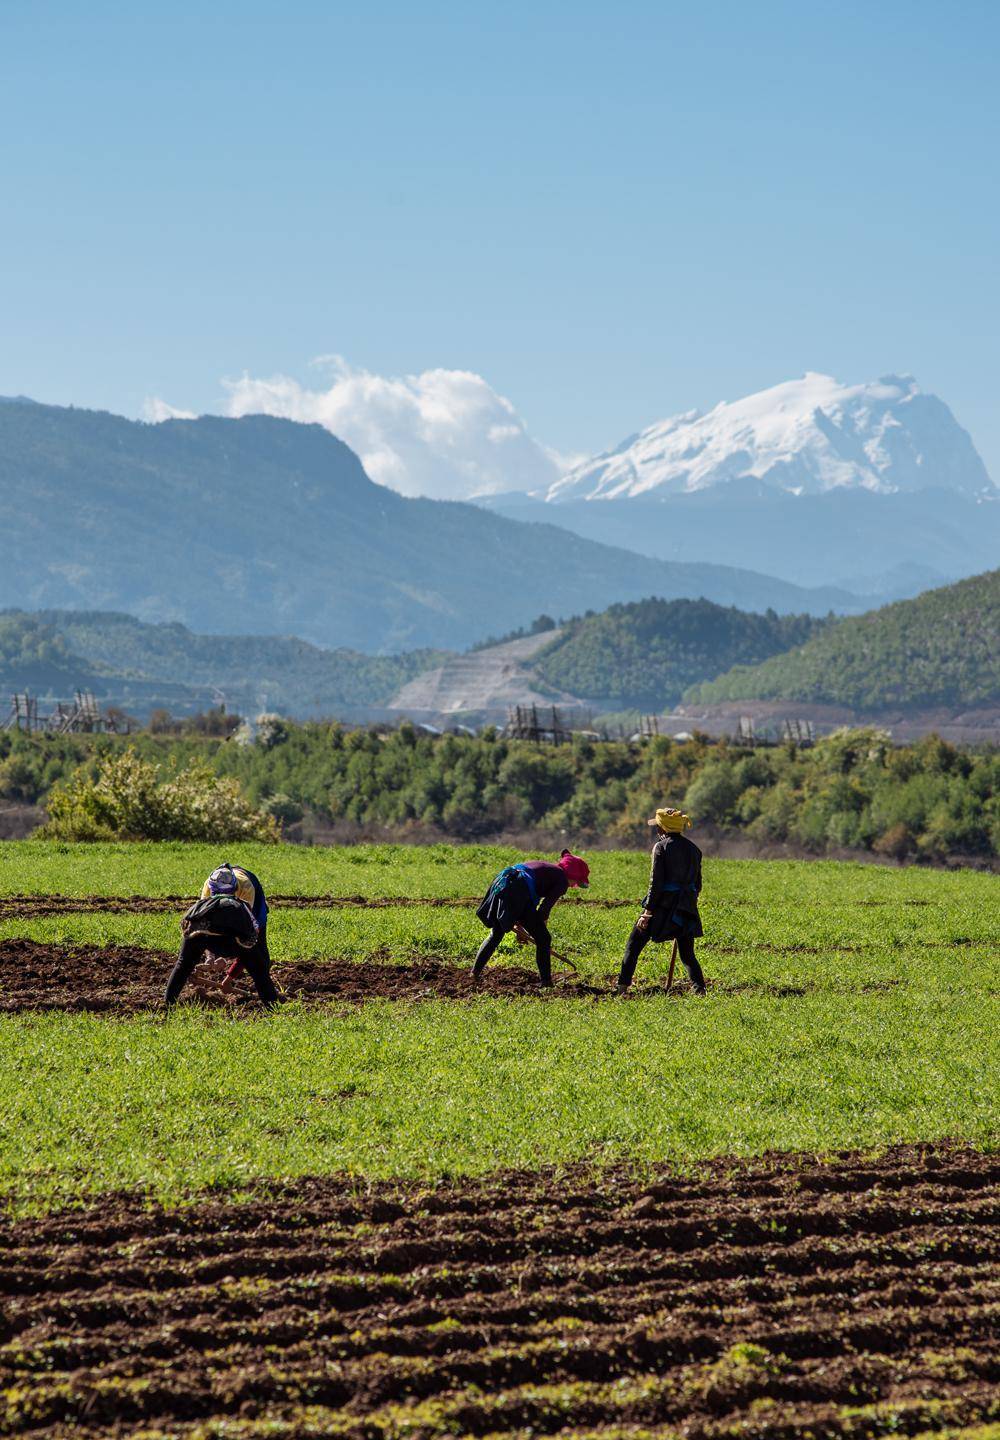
top-left (4, 570), bottom-right (995, 730)
top-left (480, 485), bottom-right (999, 596)
top-left (0, 399), bottom-right (871, 652)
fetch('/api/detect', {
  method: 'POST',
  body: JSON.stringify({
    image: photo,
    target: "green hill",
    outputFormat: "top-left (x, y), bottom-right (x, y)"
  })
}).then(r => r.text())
top-left (685, 569), bottom-right (1000, 710)
top-left (533, 598), bottom-right (825, 709)
top-left (0, 615), bottom-right (104, 694)
top-left (0, 611), bottom-right (444, 720)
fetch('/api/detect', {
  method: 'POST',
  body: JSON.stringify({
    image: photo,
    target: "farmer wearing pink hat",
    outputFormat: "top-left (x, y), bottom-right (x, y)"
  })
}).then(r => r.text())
top-left (473, 850), bottom-right (590, 987)
top-left (617, 807), bottom-right (706, 995)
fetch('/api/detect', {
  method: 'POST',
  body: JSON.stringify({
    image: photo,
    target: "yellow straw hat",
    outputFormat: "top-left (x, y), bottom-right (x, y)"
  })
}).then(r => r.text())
top-left (647, 807), bottom-right (692, 833)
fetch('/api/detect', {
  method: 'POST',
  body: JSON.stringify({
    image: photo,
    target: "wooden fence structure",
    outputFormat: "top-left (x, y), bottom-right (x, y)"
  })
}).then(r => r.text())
top-left (2, 691), bottom-right (126, 736)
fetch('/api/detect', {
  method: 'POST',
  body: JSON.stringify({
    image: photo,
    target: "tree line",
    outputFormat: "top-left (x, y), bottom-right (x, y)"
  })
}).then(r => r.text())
top-left (2, 721), bottom-right (996, 860)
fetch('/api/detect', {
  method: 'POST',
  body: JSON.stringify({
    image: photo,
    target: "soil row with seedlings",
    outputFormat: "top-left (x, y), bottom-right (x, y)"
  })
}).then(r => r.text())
top-left (0, 893), bottom-right (940, 917)
top-left (0, 1145), bottom-right (996, 1438)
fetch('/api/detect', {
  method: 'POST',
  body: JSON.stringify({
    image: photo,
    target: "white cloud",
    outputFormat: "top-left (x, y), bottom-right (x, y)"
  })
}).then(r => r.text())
top-left (220, 357), bottom-right (563, 500)
top-left (142, 396), bottom-right (196, 422)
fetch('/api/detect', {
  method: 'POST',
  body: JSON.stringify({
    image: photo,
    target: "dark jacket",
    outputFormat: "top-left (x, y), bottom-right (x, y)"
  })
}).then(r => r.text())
top-left (642, 833), bottom-right (703, 942)
top-left (476, 860), bottom-right (568, 930)
top-left (517, 861), bottom-right (569, 922)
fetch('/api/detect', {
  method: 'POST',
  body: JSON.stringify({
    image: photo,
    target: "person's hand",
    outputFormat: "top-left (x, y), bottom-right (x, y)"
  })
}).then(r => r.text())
top-left (513, 924), bottom-right (532, 945)
top-left (636, 911), bottom-right (652, 933)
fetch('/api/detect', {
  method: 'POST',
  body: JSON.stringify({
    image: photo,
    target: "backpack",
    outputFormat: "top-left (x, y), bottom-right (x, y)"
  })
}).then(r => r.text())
top-left (182, 895), bottom-right (259, 947)
top-left (476, 865), bottom-right (533, 929)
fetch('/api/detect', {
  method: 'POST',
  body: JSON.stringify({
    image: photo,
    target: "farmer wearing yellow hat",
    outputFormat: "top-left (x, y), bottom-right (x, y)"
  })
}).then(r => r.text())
top-left (616, 807), bottom-right (706, 995)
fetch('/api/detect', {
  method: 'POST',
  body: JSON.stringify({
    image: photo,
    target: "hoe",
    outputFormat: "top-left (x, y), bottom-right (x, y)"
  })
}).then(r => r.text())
top-left (666, 938), bottom-right (678, 990)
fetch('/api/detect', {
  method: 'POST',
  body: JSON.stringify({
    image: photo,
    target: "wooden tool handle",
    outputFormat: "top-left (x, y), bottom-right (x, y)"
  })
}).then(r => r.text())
top-left (667, 939), bottom-right (678, 990)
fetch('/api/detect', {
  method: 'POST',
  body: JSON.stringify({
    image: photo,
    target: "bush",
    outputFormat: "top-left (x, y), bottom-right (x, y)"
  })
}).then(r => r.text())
top-left (683, 761), bottom-right (742, 825)
top-left (873, 823), bottom-right (916, 861)
top-left (0, 755), bottom-right (42, 804)
top-left (38, 748), bottom-right (279, 843)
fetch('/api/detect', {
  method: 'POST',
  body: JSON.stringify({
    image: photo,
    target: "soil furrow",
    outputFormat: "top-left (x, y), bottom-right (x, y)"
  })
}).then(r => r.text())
top-left (0, 893), bottom-right (627, 916)
top-left (4, 1202), bottom-right (995, 1306)
top-left (1, 1145), bottom-right (997, 1438)
top-left (0, 893), bottom-right (945, 916)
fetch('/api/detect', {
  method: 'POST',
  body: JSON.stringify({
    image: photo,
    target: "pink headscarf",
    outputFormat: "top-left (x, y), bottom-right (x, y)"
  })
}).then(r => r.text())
top-left (558, 850), bottom-right (590, 888)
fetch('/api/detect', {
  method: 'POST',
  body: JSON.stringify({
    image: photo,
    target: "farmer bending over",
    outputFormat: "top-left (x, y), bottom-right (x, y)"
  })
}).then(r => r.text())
top-left (165, 862), bottom-right (280, 1007)
top-left (473, 850), bottom-right (590, 987)
top-left (617, 808), bottom-right (706, 995)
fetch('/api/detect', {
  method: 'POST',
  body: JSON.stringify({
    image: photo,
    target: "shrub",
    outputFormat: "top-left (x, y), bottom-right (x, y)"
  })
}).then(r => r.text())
top-left (683, 761), bottom-right (742, 825)
top-left (873, 823), bottom-right (916, 861)
top-left (38, 748), bottom-right (279, 843)
top-left (0, 755), bottom-right (42, 804)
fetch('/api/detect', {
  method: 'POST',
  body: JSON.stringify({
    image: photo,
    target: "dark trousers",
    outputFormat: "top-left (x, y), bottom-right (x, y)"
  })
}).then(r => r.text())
top-left (165, 932), bottom-right (279, 1007)
top-left (618, 926), bottom-right (706, 992)
top-left (474, 905), bottom-right (552, 985)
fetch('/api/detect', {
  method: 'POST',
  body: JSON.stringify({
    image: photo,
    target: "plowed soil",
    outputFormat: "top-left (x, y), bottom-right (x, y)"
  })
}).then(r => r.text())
top-left (1, 1145), bottom-right (996, 1438)
top-left (0, 938), bottom-right (573, 1012)
top-left (0, 939), bottom-right (910, 1014)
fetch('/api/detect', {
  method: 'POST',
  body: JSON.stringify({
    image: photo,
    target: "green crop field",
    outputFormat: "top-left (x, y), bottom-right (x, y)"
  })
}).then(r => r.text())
top-left (1, 840), bottom-right (998, 1438)
top-left (0, 841), bottom-right (996, 1211)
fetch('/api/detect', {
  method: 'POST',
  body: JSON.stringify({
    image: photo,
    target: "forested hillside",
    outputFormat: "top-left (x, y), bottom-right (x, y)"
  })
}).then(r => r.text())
top-left (534, 598), bottom-right (825, 708)
top-left (0, 611), bottom-right (444, 718)
top-left (0, 615), bottom-right (99, 692)
top-left (686, 570), bottom-right (1000, 710)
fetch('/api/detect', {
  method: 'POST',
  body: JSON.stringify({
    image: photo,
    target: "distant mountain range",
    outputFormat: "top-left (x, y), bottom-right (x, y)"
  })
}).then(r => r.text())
top-left (0, 599), bottom-right (828, 725)
top-left (480, 375), bottom-right (999, 596)
top-left (2, 570), bottom-right (996, 735)
top-left (0, 399), bottom-right (878, 652)
top-left (366, 573), bottom-right (1000, 734)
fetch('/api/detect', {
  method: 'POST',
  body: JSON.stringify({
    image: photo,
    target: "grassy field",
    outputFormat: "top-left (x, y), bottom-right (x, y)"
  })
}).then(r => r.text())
top-left (1, 840), bottom-right (998, 1438)
top-left (0, 842), bottom-right (996, 1211)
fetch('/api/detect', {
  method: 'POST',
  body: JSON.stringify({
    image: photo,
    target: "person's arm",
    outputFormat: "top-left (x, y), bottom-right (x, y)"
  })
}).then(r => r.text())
top-left (642, 843), bottom-right (666, 911)
top-left (536, 871), bottom-right (568, 924)
top-left (693, 849), bottom-right (702, 896)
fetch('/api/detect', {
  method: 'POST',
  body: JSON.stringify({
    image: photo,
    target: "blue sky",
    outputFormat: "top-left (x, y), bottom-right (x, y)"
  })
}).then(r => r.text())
top-left (2, 0), bottom-right (998, 478)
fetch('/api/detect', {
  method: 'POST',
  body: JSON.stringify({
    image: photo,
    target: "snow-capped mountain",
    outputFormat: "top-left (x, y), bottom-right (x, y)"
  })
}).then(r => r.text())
top-left (547, 373), bottom-right (994, 503)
